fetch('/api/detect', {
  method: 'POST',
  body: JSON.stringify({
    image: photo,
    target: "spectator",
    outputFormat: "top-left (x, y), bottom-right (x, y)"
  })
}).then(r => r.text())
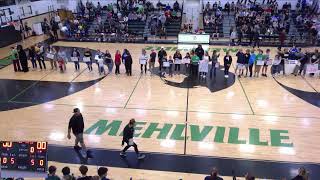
top-left (46, 166), bottom-right (60, 180)
top-left (17, 45), bottom-right (29, 72)
top-left (61, 166), bottom-right (75, 180)
top-left (204, 167), bottom-right (223, 180)
top-left (97, 167), bottom-right (110, 180)
top-left (78, 165), bottom-right (91, 180)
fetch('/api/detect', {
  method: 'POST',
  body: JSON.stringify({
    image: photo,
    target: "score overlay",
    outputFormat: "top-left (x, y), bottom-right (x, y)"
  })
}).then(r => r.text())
top-left (0, 141), bottom-right (48, 178)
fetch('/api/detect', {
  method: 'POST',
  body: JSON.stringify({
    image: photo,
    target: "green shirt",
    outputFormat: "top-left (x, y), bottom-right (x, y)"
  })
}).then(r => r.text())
top-left (191, 55), bottom-right (200, 65)
top-left (255, 54), bottom-right (264, 63)
top-left (10, 49), bottom-right (18, 61)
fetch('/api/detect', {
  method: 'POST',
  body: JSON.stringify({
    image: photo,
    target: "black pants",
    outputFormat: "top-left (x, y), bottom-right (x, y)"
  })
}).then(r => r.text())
top-left (122, 142), bottom-right (139, 154)
top-left (249, 64), bottom-right (253, 77)
top-left (210, 63), bottom-right (217, 78)
top-left (224, 65), bottom-right (230, 75)
top-left (37, 55), bottom-right (46, 69)
top-left (13, 59), bottom-right (21, 71)
top-left (191, 64), bottom-right (198, 76)
top-left (86, 62), bottom-right (92, 71)
top-left (125, 64), bottom-right (132, 76)
top-left (159, 61), bottom-right (163, 71)
top-left (74, 61), bottom-right (80, 70)
top-left (140, 64), bottom-right (147, 73)
top-left (175, 64), bottom-right (180, 71)
top-left (115, 64), bottom-right (120, 74)
top-left (30, 57), bottom-right (37, 68)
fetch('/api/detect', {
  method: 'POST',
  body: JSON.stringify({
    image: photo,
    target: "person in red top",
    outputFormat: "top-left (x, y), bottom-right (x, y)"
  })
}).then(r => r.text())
top-left (114, 50), bottom-right (122, 74)
top-left (279, 29), bottom-right (286, 48)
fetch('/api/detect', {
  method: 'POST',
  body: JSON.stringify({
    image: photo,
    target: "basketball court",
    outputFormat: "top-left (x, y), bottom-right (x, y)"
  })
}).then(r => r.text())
top-left (0, 41), bottom-right (320, 179)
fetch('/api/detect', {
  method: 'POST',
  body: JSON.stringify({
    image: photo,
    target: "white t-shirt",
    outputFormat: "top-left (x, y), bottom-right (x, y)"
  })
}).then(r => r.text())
top-left (97, 58), bottom-right (104, 67)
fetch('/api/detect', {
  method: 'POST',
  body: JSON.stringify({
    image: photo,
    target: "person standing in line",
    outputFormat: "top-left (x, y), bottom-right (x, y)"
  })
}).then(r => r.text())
top-left (191, 50), bottom-right (200, 77)
top-left (200, 51), bottom-right (210, 79)
top-left (244, 49), bottom-right (250, 77)
top-left (124, 49), bottom-right (133, 76)
top-left (168, 55), bottom-right (174, 77)
top-left (173, 50), bottom-right (182, 73)
top-left (83, 48), bottom-right (93, 71)
top-left (120, 118), bottom-right (145, 159)
top-left (56, 47), bottom-right (67, 72)
top-left (97, 55), bottom-right (106, 75)
top-left (210, 50), bottom-right (219, 78)
top-left (223, 51), bottom-right (232, 78)
top-left (29, 46), bottom-right (37, 69)
top-left (114, 50), bottom-right (121, 75)
top-left (280, 48), bottom-right (289, 75)
top-left (122, 49), bottom-right (128, 74)
top-left (235, 49), bottom-right (246, 78)
top-left (254, 49), bottom-right (264, 77)
top-left (35, 43), bottom-right (46, 70)
top-left (248, 50), bottom-right (256, 77)
top-left (17, 45), bottom-right (29, 72)
top-left (95, 49), bottom-right (104, 72)
top-left (149, 49), bottom-right (156, 73)
top-left (261, 49), bottom-right (271, 77)
top-left (298, 50), bottom-right (309, 76)
top-left (67, 108), bottom-right (92, 158)
top-left (271, 54), bottom-right (281, 77)
top-left (10, 46), bottom-right (21, 72)
top-left (184, 52), bottom-right (191, 75)
top-left (139, 49), bottom-right (148, 74)
top-left (47, 46), bottom-right (57, 70)
top-left (104, 50), bottom-right (113, 74)
top-left (195, 44), bottom-right (205, 60)
top-left (71, 48), bottom-right (80, 71)
top-left (158, 47), bottom-right (167, 72)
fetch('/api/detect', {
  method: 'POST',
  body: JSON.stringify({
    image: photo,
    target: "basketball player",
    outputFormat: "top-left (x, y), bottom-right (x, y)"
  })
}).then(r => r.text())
top-left (67, 108), bottom-right (92, 158)
top-left (120, 118), bottom-right (145, 159)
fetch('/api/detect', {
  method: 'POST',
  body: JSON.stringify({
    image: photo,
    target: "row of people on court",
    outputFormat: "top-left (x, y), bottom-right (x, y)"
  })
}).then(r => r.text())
top-left (233, 47), bottom-right (320, 78)
top-left (11, 44), bottom-right (320, 78)
top-left (46, 165), bottom-right (110, 180)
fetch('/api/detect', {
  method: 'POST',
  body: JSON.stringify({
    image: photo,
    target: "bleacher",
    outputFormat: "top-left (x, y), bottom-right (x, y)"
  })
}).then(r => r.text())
top-left (166, 20), bottom-right (181, 36)
top-left (128, 20), bottom-right (146, 37)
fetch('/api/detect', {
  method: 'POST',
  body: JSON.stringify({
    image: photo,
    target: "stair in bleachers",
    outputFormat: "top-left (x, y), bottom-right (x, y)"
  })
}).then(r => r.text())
top-left (166, 20), bottom-right (181, 36)
top-left (128, 20), bottom-right (146, 36)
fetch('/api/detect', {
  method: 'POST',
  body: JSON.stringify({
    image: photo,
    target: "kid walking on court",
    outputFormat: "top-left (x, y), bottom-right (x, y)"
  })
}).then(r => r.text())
top-left (120, 119), bottom-right (145, 160)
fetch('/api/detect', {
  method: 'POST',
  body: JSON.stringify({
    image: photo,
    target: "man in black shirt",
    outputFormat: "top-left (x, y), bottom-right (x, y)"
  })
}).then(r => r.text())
top-left (195, 45), bottom-right (204, 60)
top-left (120, 119), bottom-right (145, 159)
top-left (158, 47), bottom-right (167, 71)
top-left (68, 108), bottom-right (91, 158)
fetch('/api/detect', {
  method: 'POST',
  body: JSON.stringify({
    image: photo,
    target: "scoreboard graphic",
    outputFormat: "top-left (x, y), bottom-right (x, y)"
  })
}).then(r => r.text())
top-left (0, 141), bottom-right (48, 178)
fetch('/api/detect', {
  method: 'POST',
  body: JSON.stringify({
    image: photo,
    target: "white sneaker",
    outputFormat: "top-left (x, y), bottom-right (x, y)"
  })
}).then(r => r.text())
top-left (120, 152), bottom-right (127, 157)
top-left (80, 150), bottom-right (87, 158)
top-left (137, 154), bottom-right (145, 160)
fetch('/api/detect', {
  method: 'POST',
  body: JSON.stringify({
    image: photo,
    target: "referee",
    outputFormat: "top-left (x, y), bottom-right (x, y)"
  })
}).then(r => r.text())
top-left (67, 108), bottom-right (92, 158)
top-left (120, 118), bottom-right (145, 159)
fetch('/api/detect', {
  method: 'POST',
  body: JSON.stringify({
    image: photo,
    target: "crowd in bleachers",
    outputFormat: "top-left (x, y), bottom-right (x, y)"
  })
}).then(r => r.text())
top-left (226, 0), bottom-right (320, 46)
top-left (203, 1), bottom-right (224, 39)
top-left (148, 1), bottom-right (182, 38)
